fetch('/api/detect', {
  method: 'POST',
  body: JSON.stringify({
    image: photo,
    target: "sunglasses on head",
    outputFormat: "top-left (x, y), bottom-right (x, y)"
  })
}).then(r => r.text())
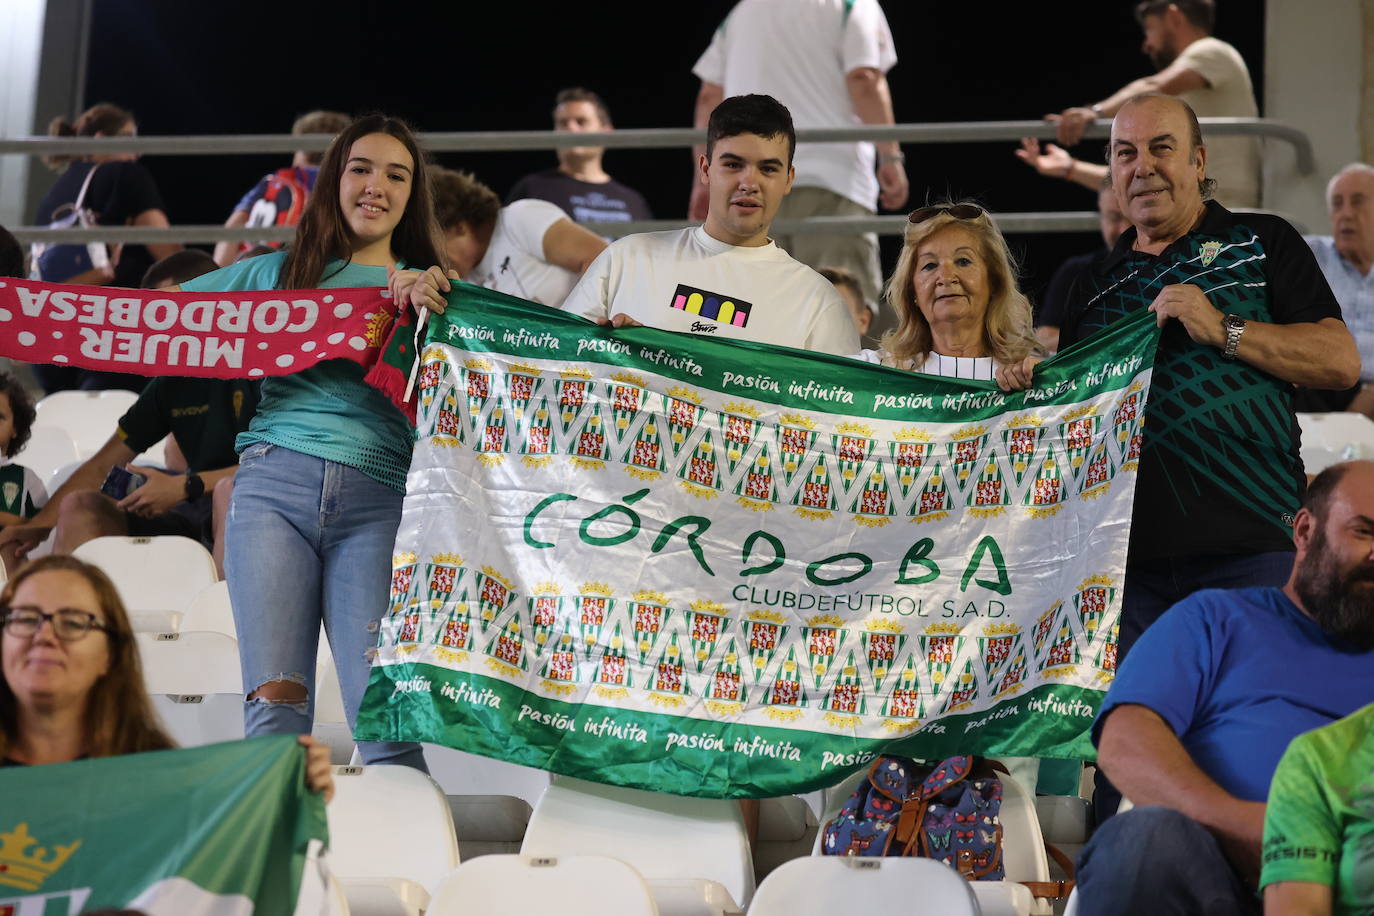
top-left (908, 204), bottom-right (986, 223)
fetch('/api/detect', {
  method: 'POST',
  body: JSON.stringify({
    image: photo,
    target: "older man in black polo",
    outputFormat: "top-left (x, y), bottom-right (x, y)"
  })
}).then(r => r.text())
top-left (1057, 94), bottom-right (1358, 661)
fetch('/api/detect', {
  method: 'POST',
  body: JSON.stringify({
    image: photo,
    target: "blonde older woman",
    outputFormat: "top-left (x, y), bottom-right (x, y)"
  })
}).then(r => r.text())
top-left (864, 202), bottom-right (1043, 391)
top-left (861, 202), bottom-right (1046, 792)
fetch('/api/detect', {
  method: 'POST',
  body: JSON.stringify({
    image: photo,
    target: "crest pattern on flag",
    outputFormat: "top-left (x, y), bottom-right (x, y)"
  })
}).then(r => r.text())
top-left (356, 286), bottom-right (1160, 798)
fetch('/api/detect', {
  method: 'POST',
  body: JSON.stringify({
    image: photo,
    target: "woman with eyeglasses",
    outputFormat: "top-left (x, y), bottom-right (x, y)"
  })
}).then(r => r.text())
top-left (0, 556), bottom-right (332, 800)
top-left (863, 202), bottom-right (1044, 391)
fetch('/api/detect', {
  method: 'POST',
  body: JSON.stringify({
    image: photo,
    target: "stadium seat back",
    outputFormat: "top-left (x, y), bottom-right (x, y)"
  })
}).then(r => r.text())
top-left (74, 535), bottom-right (219, 616)
top-left (34, 389), bottom-right (138, 458)
top-left (424, 745), bottom-right (552, 810)
top-left (134, 631), bottom-right (244, 749)
top-left (427, 854), bottom-right (657, 915)
top-left (44, 458), bottom-right (83, 498)
top-left (134, 630), bottom-right (242, 696)
top-left (1297, 411), bottom-right (1374, 456)
top-left (521, 775), bottom-right (753, 908)
top-left (182, 580), bottom-right (236, 639)
top-left (150, 693), bottom-right (244, 748)
top-left (750, 856), bottom-right (980, 915)
top-left (20, 424), bottom-right (81, 483)
top-left (328, 765), bottom-right (460, 894)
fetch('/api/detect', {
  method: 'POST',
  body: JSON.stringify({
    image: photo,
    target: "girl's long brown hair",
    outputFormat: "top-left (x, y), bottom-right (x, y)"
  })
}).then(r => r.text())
top-left (0, 556), bottom-right (174, 760)
top-left (279, 113), bottom-right (446, 290)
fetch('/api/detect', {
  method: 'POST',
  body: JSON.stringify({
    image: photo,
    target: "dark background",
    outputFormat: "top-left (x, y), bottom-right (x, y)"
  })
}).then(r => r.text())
top-left (83, 0), bottom-right (1266, 303)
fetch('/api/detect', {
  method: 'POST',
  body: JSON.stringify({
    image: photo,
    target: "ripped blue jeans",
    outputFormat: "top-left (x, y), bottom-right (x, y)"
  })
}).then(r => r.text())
top-left (226, 442), bottom-right (426, 770)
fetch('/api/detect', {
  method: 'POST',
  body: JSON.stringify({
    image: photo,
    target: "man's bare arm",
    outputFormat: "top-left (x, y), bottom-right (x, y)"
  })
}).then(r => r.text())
top-left (1264, 881), bottom-right (1332, 916)
top-left (846, 67), bottom-right (908, 210)
top-left (1050, 64), bottom-right (1210, 146)
top-left (1148, 283), bottom-right (1360, 390)
top-left (0, 433), bottom-right (139, 556)
top-left (1099, 704), bottom-right (1265, 879)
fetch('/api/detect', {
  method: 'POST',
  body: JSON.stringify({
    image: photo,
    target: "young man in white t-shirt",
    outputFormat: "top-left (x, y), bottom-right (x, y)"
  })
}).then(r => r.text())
top-left (431, 167), bottom-right (607, 308)
top-left (561, 94), bottom-right (859, 357)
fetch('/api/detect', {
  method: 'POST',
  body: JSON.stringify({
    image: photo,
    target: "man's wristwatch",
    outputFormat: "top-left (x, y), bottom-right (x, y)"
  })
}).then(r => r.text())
top-left (184, 472), bottom-right (206, 500)
top-left (1221, 313), bottom-right (1246, 360)
top-left (878, 151), bottom-right (906, 165)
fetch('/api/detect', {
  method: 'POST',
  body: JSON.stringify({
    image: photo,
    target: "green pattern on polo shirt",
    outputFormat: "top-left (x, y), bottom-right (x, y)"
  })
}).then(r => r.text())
top-left (1076, 222), bottom-right (1300, 542)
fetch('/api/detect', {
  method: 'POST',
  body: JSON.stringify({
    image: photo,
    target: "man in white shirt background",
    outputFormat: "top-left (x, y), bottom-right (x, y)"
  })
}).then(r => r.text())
top-left (688, 0), bottom-right (909, 317)
top-left (563, 94), bottom-right (859, 357)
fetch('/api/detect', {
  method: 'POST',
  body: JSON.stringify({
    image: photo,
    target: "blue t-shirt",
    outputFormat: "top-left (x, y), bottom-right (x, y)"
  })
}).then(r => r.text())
top-left (180, 252), bottom-right (412, 491)
top-left (1093, 587), bottom-right (1374, 802)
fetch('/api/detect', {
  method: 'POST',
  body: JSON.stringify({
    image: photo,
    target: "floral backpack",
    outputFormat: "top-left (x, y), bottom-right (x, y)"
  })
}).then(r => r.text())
top-left (821, 754), bottom-right (1075, 901)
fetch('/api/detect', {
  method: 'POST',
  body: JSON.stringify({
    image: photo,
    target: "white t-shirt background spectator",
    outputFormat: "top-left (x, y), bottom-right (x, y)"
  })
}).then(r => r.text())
top-left (466, 200), bottom-right (583, 307)
top-left (1172, 36), bottom-right (1260, 207)
top-left (562, 225), bottom-right (858, 356)
top-left (693, 0), bottom-right (897, 213)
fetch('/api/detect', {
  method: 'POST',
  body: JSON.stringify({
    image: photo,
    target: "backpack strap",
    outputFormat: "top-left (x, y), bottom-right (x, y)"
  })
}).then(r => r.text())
top-left (73, 162), bottom-right (102, 210)
top-left (1021, 840), bottom-right (1076, 900)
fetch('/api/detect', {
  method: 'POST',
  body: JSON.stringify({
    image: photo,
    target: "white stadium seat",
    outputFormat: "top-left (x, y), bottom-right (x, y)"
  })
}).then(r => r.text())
top-left (424, 745), bottom-right (551, 811)
top-left (753, 796), bottom-right (819, 881)
top-left (427, 854), bottom-right (658, 916)
top-left (522, 775), bottom-right (752, 913)
top-left (43, 458), bottom-right (83, 497)
top-left (446, 795), bottom-right (533, 860)
top-left (134, 630), bottom-right (244, 748)
top-left (34, 389), bottom-right (138, 458)
top-left (74, 535), bottom-right (218, 631)
top-left (313, 655), bottom-right (356, 765)
top-left (1297, 412), bottom-right (1374, 474)
top-left (749, 856), bottom-right (980, 915)
top-left (328, 764), bottom-right (461, 916)
top-left (182, 579), bottom-right (236, 639)
top-left (19, 424), bottom-right (81, 484)
top-left (1035, 795), bottom-right (1092, 846)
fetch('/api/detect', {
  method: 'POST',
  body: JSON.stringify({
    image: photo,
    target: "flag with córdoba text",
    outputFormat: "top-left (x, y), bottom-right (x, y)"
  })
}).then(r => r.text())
top-left (356, 284), bottom-right (1160, 798)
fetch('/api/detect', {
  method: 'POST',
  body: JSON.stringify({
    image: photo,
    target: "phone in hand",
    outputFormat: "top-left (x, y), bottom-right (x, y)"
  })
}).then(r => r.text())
top-left (100, 466), bottom-right (147, 501)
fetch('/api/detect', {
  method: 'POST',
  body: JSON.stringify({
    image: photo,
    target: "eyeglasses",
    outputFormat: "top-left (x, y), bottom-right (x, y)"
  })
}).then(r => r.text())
top-left (1, 607), bottom-right (113, 641)
top-left (908, 204), bottom-right (987, 224)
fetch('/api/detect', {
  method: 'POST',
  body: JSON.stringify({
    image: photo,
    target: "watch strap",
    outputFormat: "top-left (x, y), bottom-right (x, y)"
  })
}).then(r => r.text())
top-left (1222, 315), bottom-right (1245, 360)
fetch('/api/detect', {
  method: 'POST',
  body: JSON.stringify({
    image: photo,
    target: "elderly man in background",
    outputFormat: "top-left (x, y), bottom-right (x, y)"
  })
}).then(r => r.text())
top-left (1019, 0), bottom-right (1261, 209)
top-left (1300, 163), bottom-right (1374, 414)
top-left (1057, 94), bottom-right (1358, 662)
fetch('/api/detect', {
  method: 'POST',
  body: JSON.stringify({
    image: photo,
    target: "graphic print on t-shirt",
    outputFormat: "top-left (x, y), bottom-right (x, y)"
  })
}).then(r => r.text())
top-left (670, 283), bottom-right (752, 329)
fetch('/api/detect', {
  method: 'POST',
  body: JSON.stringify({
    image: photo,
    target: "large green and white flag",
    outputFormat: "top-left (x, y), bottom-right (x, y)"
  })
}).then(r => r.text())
top-left (356, 284), bottom-right (1159, 798)
top-left (0, 736), bottom-right (329, 915)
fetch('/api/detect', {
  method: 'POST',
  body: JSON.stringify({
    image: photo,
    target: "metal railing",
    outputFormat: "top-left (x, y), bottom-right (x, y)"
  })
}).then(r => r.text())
top-left (5, 212), bottom-right (1120, 245)
top-left (0, 118), bottom-right (1315, 172)
top-left (3, 118), bottom-right (1313, 243)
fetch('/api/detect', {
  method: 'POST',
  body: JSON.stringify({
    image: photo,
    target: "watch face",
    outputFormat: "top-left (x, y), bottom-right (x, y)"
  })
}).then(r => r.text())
top-left (1224, 314), bottom-right (1246, 330)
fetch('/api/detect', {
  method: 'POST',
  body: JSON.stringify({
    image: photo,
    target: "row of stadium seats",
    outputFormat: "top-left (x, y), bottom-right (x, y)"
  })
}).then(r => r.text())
top-left (53, 533), bottom-right (1090, 914)
top-left (51, 530), bottom-right (1092, 914)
